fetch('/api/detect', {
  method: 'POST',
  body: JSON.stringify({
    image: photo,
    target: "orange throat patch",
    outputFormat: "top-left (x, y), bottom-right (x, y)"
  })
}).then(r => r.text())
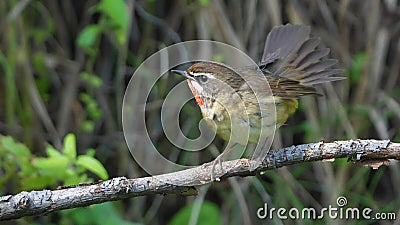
top-left (187, 80), bottom-right (204, 106)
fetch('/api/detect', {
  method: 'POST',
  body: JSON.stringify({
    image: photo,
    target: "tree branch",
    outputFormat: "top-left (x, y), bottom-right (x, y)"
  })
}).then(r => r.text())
top-left (1, 139), bottom-right (399, 220)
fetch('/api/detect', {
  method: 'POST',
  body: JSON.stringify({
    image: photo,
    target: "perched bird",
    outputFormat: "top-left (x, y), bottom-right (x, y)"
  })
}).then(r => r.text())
top-left (172, 24), bottom-right (343, 180)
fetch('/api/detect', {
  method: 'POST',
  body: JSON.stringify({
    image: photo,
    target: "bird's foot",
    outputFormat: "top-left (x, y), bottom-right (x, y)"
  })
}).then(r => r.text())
top-left (210, 154), bottom-right (226, 181)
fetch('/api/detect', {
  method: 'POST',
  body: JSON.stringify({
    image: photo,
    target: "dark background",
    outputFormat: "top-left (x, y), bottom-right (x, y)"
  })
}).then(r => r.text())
top-left (0, 0), bottom-right (399, 224)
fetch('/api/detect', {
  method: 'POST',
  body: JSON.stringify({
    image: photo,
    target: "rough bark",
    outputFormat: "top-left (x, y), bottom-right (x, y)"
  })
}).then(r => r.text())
top-left (1, 139), bottom-right (399, 220)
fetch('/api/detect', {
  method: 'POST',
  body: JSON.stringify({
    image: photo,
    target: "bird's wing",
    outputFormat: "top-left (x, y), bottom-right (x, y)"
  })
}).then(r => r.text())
top-left (237, 69), bottom-right (318, 98)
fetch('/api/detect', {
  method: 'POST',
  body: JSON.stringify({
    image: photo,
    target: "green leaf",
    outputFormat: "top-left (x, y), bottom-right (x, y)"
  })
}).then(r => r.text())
top-left (33, 52), bottom-right (51, 102)
top-left (63, 133), bottom-right (77, 160)
top-left (168, 201), bottom-right (221, 225)
top-left (1, 135), bottom-right (31, 158)
top-left (348, 52), bottom-right (367, 85)
top-left (198, 0), bottom-right (211, 6)
top-left (19, 162), bottom-right (36, 177)
top-left (97, 0), bottom-right (129, 44)
top-left (85, 148), bottom-right (96, 157)
top-left (80, 72), bottom-right (103, 88)
top-left (32, 155), bottom-right (69, 177)
top-left (77, 25), bottom-right (100, 49)
top-left (46, 145), bottom-right (62, 158)
top-left (78, 174), bottom-right (91, 183)
top-left (62, 202), bottom-right (140, 225)
top-left (115, 27), bottom-right (127, 45)
top-left (21, 176), bottom-right (56, 190)
top-left (79, 93), bottom-right (103, 120)
top-left (81, 120), bottom-right (95, 133)
top-left (76, 155), bottom-right (109, 180)
top-left (64, 170), bottom-right (81, 186)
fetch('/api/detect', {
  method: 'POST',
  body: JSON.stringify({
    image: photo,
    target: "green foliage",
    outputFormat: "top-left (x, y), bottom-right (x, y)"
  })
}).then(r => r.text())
top-left (0, 52), bottom-right (16, 125)
top-left (80, 71), bottom-right (103, 88)
top-left (32, 52), bottom-right (51, 102)
top-left (79, 93), bottom-right (102, 119)
top-left (77, 0), bottom-right (129, 51)
top-left (76, 0), bottom-right (128, 135)
top-left (0, 135), bottom-right (33, 189)
top-left (61, 202), bottom-right (141, 225)
top-left (0, 134), bottom-right (108, 191)
top-left (76, 155), bottom-right (108, 180)
top-left (348, 52), bottom-right (367, 85)
top-left (96, 0), bottom-right (129, 45)
top-left (63, 133), bottom-right (77, 160)
top-left (168, 201), bottom-right (222, 225)
top-left (29, 1), bottom-right (56, 42)
top-left (198, 0), bottom-right (211, 6)
top-left (299, 120), bottom-right (319, 142)
top-left (77, 25), bottom-right (101, 55)
top-left (79, 93), bottom-right (103, 133)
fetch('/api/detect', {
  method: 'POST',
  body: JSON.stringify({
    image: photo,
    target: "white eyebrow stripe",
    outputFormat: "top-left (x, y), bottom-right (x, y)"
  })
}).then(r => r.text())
top-left (188, 72), bottom-right (216, 79)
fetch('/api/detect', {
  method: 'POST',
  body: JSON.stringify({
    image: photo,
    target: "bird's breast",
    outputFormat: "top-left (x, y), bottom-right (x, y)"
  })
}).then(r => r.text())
top-left (198, 94), bottom-right (290, 145)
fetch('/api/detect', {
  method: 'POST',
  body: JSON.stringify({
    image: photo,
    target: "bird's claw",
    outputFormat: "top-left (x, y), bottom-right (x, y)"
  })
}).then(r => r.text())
top-left (210, 155), bottom-right (225, 181)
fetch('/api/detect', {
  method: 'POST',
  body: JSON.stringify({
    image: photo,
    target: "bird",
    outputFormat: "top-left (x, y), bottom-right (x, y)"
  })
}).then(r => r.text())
top-left (172, 24), bottom-right (343, 181)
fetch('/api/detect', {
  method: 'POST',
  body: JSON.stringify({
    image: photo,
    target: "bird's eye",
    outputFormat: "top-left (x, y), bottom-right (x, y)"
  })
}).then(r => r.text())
top-left (197, 75), bottom-right (209, 84)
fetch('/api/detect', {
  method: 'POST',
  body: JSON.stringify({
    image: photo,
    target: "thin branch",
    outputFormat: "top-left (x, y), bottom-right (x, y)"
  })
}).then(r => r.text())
top-left (1, 139), bottom-right (399, 220)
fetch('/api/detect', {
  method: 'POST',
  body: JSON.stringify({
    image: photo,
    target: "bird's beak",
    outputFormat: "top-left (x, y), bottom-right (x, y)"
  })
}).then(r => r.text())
top-left (171, 70), bottom-right (195, 80)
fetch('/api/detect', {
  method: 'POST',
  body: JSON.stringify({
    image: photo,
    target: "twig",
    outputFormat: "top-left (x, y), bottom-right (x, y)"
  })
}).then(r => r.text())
top-left (1, 139), bottom-right (399, 220)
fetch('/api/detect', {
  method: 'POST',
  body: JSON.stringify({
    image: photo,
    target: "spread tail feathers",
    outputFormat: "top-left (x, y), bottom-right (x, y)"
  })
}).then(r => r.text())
top-left (260, 24), bottom-right (344, 86)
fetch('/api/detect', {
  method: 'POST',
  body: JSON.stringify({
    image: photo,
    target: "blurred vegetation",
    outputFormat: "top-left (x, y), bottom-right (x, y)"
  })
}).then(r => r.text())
top-left (1, 0), bottom-right (400, 225)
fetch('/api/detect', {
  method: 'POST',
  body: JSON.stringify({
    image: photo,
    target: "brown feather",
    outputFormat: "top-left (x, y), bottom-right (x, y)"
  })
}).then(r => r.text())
top-left (259, 24), bottom-right (344, 87)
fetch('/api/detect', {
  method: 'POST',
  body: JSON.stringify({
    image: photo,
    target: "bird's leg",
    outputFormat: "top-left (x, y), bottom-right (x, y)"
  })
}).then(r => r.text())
top-left (211, 143), bottom-right (238, 181)
top-left (250, 136), bottom-right (273, 171)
